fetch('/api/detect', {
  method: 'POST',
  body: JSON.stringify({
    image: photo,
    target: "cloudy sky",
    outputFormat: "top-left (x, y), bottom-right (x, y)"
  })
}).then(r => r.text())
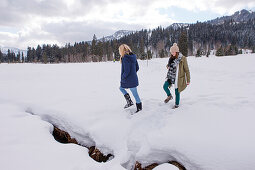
top-left (0, 0), bottom-right (255, 50)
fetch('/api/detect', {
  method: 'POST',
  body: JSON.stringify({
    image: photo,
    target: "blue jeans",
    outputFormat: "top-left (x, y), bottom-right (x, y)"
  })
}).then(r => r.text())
top-left (119, 87), bottom-right (141, 103)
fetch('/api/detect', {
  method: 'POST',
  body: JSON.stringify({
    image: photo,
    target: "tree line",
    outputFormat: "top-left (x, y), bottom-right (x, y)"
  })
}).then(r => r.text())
top-left (0, 49), bottom-right (25, 63)
top-left (1, 18), bottom-right (255, 64)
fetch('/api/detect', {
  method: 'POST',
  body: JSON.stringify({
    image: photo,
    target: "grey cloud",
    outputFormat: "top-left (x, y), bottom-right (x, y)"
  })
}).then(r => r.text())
top-left (1, 0), bottom-right (255, 49)
top-left (41, 20), bottom-right (144, 44)
top-left (6, 0), bottom-right (67, 16)
top-left (0, 0), bottom-right (102, 27)
top-left (0, 32), bottom-right (18, 47)
top-left (0, 0), bottom-right (67, 27)
top-left (0, 10), bottom-right (26, 27)
top-left (214, 0), bottom-right (255, 10)
top-left (0, 0), bottom-right (153, 27)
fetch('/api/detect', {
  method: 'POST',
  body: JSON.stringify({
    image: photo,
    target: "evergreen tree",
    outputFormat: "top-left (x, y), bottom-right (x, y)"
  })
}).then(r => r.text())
top-left (139, 36), bottom-right (146, 59)
top-left (22, 52), bottom-right (24, 63)
top-left (17, 52), bottom-right (21, 63)
top-left (97, 41), bottom-right (103, 62)
top-left (52, 44), bottom-right (59, 63)
top-left (147, 50), bottom-right (152, 60)
top-left (196, 48), bottom-right (201, 57)
top-left (128, 38), bottom-right (134, 54)
top-left (0, 50), bottom-right (2, 63)
top-left (57, 46), bottom-right (63, 63)
top-left (27, 47), bottom-right (32, 62)
top-left (216, 46), bottom-right (224, 56)
top-left (159, 49), bottom-right (165, 58)
top-left (234, 45), bottom-right (239, 55)
top-left (101, 37), bottom-right (107, 61)
top-left (7, 49), bottom-right (11, 63)
top-left (105, 41), bottom-right (112, 61)
top-left (29, 47), bottom-right (36, 62)
top-left (49, 45), bottom-right (55, 63)
top-left (13, 52), bottom-right (17, 63)
top-left (91, 34), bottom-right (97, 56)
top-left (227, 45), bottom-right (238, 56)
top-left (36, 45), bottom-right (42, 62)
top-left (178, 31), bottom-right (188, 57)
top-left (84, 42), bottom-right (89, 62)
top-left (112, 39), bottom-right (119, 61)
top-left (225, 45), bottom-right (231, 56)
top-left (42, 51), bottom-right (48, 64)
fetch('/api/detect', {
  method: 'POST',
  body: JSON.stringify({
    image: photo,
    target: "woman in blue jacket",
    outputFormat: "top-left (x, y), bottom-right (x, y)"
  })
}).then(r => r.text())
top-left (119, 44), bottom-right (142, 113)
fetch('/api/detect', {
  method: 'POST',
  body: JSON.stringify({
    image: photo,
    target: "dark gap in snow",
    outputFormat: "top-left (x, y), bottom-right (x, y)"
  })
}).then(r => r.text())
top-left (25, 109), bottom-right (114, 163)
top-left (134, 160), bottom-right (186, 170)
top-left (52, 125), bottom-right (114, 163)
top-left (53, 126), bottom-right (78, 144)
top-left (169, 161), bottom-right (186, 170)
top-left (26, 109), bottom-right (186, 169)
top-left (88, 146), bottom-right (114, 163)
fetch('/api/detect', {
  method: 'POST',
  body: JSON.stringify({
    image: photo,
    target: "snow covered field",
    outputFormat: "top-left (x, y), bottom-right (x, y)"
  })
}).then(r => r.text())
top-left (1, 54), bottom-right (255, 170)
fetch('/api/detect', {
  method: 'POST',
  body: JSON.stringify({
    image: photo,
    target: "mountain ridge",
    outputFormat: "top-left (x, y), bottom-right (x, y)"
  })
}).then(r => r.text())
top-left (207, 9), bottom-right (255, 24)
top-left (1, 9), bottom-right (254, 56)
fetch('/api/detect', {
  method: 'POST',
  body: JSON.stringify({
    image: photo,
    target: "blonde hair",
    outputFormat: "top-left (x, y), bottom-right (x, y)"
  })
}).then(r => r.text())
top-left (119, 44), bottom-right (132, 60)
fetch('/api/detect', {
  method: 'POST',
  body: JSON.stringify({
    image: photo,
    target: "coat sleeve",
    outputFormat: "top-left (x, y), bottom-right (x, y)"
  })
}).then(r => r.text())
top-left (183, 57), bottom-right (190, 83)
top-left (122, 57), bottom-right (131, 79)
top-left (136, 60), bottom-right (139, 72)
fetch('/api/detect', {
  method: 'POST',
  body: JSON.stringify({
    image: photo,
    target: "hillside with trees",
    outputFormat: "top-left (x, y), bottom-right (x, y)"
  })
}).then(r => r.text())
top-left (1, 9), bottom-right (254, 63)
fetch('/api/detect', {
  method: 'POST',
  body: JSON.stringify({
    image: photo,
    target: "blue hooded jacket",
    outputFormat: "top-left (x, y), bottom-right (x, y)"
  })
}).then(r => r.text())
top-left (120, 53), bottom-right (139, 88)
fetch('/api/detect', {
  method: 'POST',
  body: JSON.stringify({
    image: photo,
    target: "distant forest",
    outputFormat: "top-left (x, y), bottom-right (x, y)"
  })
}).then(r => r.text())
top-left (1, 18), bottom-right (255, 63)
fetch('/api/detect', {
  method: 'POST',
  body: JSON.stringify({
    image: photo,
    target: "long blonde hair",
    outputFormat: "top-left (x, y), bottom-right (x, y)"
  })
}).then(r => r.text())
top-left (119, 44), bottom-right (132, 63)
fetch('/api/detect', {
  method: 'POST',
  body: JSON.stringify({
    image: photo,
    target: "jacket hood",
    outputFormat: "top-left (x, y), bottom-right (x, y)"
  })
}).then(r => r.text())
top-left (124, 53), bottom-right (137, 63)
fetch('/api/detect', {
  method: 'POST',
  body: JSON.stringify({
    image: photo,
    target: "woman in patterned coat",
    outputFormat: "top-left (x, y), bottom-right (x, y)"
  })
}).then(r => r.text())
top-left (163, 43), bottom-right (190, 109)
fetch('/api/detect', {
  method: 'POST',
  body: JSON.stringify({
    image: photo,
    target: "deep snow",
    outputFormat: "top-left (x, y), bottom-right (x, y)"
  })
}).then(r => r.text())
top-left (1, 54), bottom-right (255, 170)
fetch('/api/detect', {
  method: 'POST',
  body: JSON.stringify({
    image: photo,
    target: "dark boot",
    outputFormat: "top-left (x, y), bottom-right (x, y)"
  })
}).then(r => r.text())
top-left (164, 95), bottom-right (173, 103)
top-left (124, 93), bottom-right (134, 109)
top-left (172, 105), bottom-right (179, 109)
top-left (135, 102), bottom-right (142, 113)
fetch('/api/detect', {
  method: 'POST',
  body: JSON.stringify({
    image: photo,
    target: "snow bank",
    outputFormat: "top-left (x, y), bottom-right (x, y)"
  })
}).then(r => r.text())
top-left (154, 163), bottom-right (179, 170)
top-left (1, 54), bottom-right (255, 170)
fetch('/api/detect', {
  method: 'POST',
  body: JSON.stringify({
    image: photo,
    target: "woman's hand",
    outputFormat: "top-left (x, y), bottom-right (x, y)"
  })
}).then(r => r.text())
top-left (166, 64), bottom-right (169, 69)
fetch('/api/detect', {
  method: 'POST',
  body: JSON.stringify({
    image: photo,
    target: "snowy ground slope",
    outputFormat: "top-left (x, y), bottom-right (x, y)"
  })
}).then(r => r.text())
top-left (0, 54), bottom-right (255, 170)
